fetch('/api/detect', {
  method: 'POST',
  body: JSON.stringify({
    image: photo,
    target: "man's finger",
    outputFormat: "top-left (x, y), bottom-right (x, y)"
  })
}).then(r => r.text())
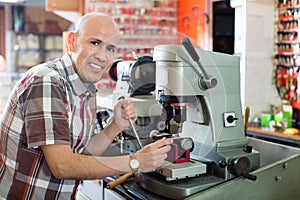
top-left (150, 138), bottom-right (173, 149)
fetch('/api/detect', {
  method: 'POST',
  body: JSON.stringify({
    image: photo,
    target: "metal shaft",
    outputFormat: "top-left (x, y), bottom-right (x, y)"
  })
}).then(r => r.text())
top-left (129, 118), bottom-right (143, 149)
top-left (118, 96), bottom-right (143, 149)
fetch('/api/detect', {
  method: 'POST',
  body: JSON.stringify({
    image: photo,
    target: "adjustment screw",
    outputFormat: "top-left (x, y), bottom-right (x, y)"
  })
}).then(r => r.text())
top-left (275, 176), bottom-right (282, 182)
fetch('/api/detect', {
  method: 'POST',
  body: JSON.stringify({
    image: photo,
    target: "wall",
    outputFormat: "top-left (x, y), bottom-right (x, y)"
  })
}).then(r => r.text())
top-left (234, 0), bottom-right (281, 119)
top-left (177, 0), bottom-right (208, 48)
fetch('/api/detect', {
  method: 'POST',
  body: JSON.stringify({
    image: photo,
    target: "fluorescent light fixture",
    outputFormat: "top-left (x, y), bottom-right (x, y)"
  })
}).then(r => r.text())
top-left (0, 0), bottom-right (26, 3)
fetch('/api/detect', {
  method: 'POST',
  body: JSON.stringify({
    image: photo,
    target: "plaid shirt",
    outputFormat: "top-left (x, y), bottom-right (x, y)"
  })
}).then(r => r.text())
top-left (0, 54), bottom-right (97, 199)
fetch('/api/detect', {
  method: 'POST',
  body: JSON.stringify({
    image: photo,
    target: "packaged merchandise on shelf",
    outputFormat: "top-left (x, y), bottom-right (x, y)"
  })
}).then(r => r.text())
top-left (84, 0), bottom-right (178, 60)
top-left (275, 0), bottom-right (300, 122)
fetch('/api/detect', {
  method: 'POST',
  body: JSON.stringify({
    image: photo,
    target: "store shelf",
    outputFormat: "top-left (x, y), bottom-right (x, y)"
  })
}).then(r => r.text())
top-left (84, 0), bottom-right (178, 60)
top-left (274, 1), bottom-right (300, 105)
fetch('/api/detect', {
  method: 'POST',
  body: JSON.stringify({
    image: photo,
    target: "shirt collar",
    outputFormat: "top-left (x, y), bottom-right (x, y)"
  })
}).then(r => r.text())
top-left (61, 53), bottom-right (97, 96)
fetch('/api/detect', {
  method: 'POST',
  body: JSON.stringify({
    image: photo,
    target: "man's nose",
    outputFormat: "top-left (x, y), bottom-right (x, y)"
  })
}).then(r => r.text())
top-left (94, 45), bottom-right (107, 61)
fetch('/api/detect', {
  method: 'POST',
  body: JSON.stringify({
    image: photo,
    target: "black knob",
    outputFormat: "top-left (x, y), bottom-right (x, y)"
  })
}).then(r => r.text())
top-left (229, 157), bottom-right (257, 182)
top-left (227, 115), bottom-right (238, 123)
top-left (243, 145), bottom-right (253, 153)
top-left (218, 160), bottom-right (227, 168)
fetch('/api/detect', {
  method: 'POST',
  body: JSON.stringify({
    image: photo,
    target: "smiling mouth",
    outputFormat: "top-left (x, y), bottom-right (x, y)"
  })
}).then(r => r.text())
top-left (90, 63), bottom-right (104, 70)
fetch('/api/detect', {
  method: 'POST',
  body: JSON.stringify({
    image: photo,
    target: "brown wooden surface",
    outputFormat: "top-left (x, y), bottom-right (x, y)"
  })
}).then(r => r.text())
top-left (248, 126), bottom-right (300, 142)
top-left (46, 0), bottom-right (79, 12)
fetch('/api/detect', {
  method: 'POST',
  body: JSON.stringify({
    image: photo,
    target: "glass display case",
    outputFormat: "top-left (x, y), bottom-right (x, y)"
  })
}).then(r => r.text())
top-left (14, 32), bottom-right (63, 72)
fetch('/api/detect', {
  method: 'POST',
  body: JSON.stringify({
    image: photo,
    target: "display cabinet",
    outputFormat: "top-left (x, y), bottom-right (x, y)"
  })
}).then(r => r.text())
top-left (14, 33), bottom-right (63, 72)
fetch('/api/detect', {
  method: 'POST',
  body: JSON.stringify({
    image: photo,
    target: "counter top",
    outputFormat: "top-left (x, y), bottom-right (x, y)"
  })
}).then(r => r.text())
top-left (247, 126), bottom-right (300, 146)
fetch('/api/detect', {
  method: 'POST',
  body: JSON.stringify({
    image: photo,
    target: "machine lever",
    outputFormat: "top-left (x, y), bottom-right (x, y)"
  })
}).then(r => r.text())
top-left (241, 172), bottom-right (257, 181)
top-left (181, 37), bottom-right (209, 79)
top-left (181, 37), bottom-right (217, 90)
top-left (181, 38), bottom-right (200, 61)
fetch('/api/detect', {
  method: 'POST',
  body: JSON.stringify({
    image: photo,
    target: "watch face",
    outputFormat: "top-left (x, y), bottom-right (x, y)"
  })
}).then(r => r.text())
top-left (130, 159), bottom-right (139, 169)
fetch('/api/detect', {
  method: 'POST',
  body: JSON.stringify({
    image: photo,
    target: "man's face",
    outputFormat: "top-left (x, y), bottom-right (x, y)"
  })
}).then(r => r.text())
top-left (69, 17), bottom-right (120, 86)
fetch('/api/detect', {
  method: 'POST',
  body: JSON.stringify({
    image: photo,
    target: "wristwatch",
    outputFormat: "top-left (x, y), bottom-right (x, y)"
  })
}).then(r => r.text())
top-left (129, 153), bottom-right (140, 173)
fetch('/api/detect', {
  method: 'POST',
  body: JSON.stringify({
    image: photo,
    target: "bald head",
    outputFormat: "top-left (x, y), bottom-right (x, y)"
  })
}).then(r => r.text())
top-left (75, 12), bottom-right (120, 38)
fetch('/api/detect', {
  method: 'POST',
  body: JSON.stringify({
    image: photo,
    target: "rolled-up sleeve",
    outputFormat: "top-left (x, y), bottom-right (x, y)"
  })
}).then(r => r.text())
top-left (23, 76), bottom-right (70, 148)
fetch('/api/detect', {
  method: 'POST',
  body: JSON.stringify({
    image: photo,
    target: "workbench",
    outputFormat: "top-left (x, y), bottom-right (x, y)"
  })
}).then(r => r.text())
top-left (77, 137), bottom-right (300, 200)
top-left (247, 126), bottom-right (300, 147)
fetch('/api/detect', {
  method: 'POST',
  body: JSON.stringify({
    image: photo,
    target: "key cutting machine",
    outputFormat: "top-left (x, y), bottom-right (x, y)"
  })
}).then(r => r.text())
top-left (133, 38), bottom-right (300, 200)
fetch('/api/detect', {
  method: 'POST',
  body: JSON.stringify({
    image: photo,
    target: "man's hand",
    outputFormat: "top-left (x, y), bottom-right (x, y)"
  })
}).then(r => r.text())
top-left (84, 98), bottom-right (137, 154)
top-left (112, 98), bottom-right (137, 131)
top-left (136, 137), bottom-right (173, 172)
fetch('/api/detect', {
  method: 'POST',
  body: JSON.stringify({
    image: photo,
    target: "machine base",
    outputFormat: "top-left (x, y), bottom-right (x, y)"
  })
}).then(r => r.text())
top-left (136, 172), bottom-right (224, 199)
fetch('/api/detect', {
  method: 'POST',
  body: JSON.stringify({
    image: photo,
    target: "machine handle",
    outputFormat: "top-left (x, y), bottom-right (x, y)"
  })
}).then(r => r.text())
top-left (182, 37), bottom-right (209, 79)
top-left (107, 172), bottom-right (134, 189)
top-left (181, 37), bottom-right (217, 89)
top-left (220, 156), bottom-right (257, 182)
top-left (181, 37), bottom-right (200, 62)
top-left (241, 172), bottom-right (257, 181)
top-left (244, 106), bottom-right (250, 133)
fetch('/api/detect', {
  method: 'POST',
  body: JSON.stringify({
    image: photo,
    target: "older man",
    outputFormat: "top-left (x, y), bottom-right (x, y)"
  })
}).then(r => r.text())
top-left (0, 12), bottom-right (172, 199)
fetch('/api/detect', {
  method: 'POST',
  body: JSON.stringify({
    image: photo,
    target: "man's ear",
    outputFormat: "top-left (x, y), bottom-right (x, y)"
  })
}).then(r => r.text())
top-left (67, 32), bottom-right (76, 52)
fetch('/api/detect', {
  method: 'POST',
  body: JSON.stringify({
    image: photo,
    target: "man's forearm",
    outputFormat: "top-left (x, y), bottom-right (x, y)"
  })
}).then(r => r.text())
top-left (83, 119), bottom-right (122, 155)
top-left (42, 144), bottom-right (131, 180)
top-left (67, 154), bottom-right (131, 179)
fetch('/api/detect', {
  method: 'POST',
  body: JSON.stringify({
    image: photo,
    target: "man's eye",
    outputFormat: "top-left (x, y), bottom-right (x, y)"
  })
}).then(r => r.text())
top-left (91, 41), bottom-right (100, 46)
top-left (107, 46), bottom-right (116, 53)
